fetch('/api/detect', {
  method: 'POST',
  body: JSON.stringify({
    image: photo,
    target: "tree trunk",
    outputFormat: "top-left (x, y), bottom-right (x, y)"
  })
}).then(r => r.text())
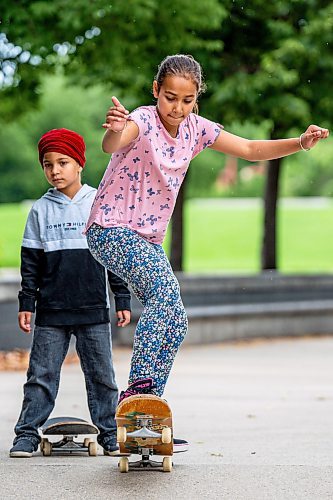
top-left (261, 156), bottom-right (282, 270)
top-left (170, 177), bottom-right (186, 271)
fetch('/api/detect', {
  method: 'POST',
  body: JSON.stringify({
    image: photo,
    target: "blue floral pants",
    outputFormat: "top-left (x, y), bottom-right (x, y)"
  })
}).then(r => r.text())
top-left (86, 224), bottom-right (188, 396)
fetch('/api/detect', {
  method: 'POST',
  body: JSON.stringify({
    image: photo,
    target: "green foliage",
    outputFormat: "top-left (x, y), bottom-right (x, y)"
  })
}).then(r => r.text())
top-left (1, 0), bottom-right (225, 117)
top-left (2, 1), bottom-right (333, 205)
top-left (0, 74), bottom-right (114, 202)
top-left (187, 120), bottom-right (270, 199)
top-left (0, 124), bottom-right (43, 202)
top-left (281, 139), bottom-right (333, 197)
top-left (2, 1), bottom-right (332, 136)
top-left (204, 0), bottom-right (333, 133)
top-left (1, 72), bottom-right (332, 204)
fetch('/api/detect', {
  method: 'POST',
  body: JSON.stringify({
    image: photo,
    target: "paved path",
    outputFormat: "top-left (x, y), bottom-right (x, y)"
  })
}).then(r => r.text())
top-left (1, 336), bottom-right (333, 499)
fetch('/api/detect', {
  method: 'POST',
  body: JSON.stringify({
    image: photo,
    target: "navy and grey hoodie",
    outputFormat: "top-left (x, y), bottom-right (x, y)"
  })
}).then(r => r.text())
top-left (18, 184), bottom-right (131, 326)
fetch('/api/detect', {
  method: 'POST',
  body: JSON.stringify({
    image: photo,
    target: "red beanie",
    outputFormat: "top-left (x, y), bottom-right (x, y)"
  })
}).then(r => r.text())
top-left (38, 128), bottom-right (86, 168)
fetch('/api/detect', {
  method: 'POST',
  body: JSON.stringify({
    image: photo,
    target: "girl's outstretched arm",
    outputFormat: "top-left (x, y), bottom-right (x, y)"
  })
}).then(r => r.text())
top-left (210, 124), bottom-right (329, 161)
top-left (102, 96), bottom-right (139, 153)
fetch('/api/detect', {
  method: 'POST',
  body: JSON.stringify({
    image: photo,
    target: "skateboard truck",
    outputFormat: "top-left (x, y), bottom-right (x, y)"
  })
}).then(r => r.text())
top-left (41, 434), bottom-right (94, 455)
top-left (118, 449), bottom-right (173, 472)
top-left (126, 415), bottom-right (165, 439)
top-left (127, 427), bottom-right (162, 439)
top-left (121, 448), bottom-right (173, 470)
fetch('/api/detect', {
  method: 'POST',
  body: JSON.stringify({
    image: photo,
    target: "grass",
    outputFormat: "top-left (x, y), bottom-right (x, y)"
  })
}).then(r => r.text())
top-left (180, 199), bottom-right (333, 273)
top-left (0, 203), bottom-right (30, 268)
top-left (1, 199), bottom-right (333, 273)
top-left (182, 199), bottom-right (261, 272)
top-left (278, 203), bottom-right (333, 273)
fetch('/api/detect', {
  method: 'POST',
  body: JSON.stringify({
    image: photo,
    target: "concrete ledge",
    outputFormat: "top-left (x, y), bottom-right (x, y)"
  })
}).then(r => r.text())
top-left (183, 300), bottom-right (333, 344)
top-left (175, 272), bottom-right (333, 305)
top-left (186, 299), bottom-right (333, 317)
top-left (116, 299), bottom-right (333, 346)
top-left (2, 271), bottom-right (333, 350)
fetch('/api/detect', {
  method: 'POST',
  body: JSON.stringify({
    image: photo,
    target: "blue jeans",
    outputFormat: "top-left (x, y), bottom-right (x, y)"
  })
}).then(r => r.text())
top-left (13, 323), bottom-right (118, 449)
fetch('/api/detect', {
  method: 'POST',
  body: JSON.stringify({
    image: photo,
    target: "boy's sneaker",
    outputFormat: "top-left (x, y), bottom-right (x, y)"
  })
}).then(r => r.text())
top-left (103, 443), bottom-right (130, 457)
top-left (173, 438), bottom-right (189, 453)
top-left (10, 439), bottom-right (36, 458)
top-left (118, 377), bottom-right (154, 404)
top-left (103, 443), bottom-right (121, 456)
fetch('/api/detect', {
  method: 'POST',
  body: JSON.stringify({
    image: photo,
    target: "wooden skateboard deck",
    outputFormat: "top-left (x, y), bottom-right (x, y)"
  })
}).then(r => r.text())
top-left (40, 416), bottom-right (98, 456)
top-left (116, 394), bottom-right (173, 472)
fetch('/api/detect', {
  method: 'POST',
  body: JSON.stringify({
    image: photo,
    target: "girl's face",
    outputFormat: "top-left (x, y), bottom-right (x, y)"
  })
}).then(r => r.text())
top-left (153, 75), bottom-right (197, 137)
top-left (43, 152), bottom-right (82, 198)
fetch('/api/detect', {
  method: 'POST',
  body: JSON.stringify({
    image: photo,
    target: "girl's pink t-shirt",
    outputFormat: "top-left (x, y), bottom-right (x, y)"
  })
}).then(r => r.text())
top-left (86, 105), bottom-right (222, 244)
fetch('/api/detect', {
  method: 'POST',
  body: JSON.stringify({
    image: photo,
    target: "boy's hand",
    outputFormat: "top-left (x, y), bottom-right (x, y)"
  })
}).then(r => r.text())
top-left (102, 96), bottom-right (129, 132)
top-left (116, 310), bottom-right (131, 328)
top-left (18, 311), bottom-right (32, 333)
top-left (301, 125), bottom-right (329, 150)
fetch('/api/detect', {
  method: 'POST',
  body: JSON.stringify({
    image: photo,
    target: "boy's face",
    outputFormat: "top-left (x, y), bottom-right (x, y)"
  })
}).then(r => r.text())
top-left (42, 152), bottom-right (82, 198)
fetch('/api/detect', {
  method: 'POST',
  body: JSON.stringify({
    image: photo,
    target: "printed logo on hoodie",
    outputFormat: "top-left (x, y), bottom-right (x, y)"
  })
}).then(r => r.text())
top-left (46, 221), bottom-right (86, 231)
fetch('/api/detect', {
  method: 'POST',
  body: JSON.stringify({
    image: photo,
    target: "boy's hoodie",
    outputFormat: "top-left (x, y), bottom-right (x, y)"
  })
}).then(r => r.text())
top-left (19, 184), bottom-right (131, 326)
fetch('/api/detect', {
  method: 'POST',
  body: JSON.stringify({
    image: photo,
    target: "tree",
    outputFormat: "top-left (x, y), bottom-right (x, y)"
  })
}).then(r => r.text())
top-left (2, 1), bottom-right (333, 271)
top-left (201, 0), bottom-right (333, 270)
top-left (0, 74), bottom-right (116, 202)
top-left (0, 0), bottom-right (224, 115)
top-left (1, 0), bottom-right (226, 269)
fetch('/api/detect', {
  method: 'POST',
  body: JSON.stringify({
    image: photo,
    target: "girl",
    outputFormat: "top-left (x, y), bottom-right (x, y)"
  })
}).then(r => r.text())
top-left (86, 54), bottom-right (329, 403)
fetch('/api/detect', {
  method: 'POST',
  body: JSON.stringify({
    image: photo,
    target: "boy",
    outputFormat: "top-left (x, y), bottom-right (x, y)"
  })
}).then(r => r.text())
top-left (10, 128), bottom-right (131, 458)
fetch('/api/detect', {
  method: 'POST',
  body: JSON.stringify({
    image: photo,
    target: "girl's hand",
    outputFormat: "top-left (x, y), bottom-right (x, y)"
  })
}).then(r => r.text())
top-left (300, 125), bottom-right (329, 150)
top-left (102, 96), bottom-right (129, 132)
top-left (18, 311), bottom-right (32, 334)
top-left (116, 310), bottom-right (131, 328)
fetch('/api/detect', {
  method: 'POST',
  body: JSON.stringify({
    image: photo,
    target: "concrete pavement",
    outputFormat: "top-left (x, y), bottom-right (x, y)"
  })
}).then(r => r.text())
top-left (1, 336), bottom-right (333, 499)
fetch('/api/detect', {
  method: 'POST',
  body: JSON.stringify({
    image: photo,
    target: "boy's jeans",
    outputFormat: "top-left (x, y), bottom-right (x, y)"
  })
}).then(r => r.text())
top-left (13, 323), bottom-right (118, 449)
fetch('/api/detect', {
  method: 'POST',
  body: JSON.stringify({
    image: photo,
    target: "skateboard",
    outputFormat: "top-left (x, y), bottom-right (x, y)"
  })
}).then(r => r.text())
top-left (39, 416), bottom-right (99, 456)
top-left (116, 394), bottom-right (173, 473)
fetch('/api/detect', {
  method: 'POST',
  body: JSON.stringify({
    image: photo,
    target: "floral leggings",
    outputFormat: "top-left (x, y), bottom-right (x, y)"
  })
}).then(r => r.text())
top-left (86, 224), bottom-right (188, 396)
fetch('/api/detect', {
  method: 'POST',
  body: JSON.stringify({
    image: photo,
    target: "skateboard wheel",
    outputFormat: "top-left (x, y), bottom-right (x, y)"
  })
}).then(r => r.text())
top-left (119, 457), bottom-right (129, 473)
top-left (42, 440), bottom-right (52, 456)
top-left (162, 456), bottom-right (172, 472)
top-left (84, 438), bottom-right (92, 448)
top-left (40, 438), bottom-right (48, 452)
top-left (161, 427), bottom-right (172, 444)
top-left (88, 441), bottom-right (98, 456)
top-left (117, 426), bottom-right (127, 443)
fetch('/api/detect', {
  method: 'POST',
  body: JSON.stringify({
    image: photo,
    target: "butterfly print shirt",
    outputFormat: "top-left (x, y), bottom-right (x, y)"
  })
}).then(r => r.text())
top-left (86, 105), bottom-right (222, 244)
